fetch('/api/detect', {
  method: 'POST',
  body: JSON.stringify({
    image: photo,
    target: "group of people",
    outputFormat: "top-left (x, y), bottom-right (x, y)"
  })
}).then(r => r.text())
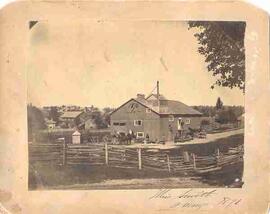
top-left (111, 130), bottom-right (150, 145)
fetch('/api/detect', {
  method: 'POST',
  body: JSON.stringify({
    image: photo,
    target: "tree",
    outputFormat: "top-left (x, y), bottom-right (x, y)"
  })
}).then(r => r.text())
top-left (188, 21), bottom-right (246, 92)
top-left (27, 104), bottom-right (46, 141)
top-left (216, 97), bottom-right (223, 110)
top-left (48, 106), bottom-right (60, 124)
top-left (215, 109), bottom-right (237, 124)
top-left (91, 110), bottom-right (107, 129)
top-left (103, 107), bottom-right (115, 126)
top-left (201, 119), bottom-right (210, 126)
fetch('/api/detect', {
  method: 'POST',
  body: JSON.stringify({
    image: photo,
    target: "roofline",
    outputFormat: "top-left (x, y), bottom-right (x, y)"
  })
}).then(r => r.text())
top-left (145, 94), bottom-right (152, 100)
top-left (160, 113), bottom-right (203, 117)
top-left (109, 98), bottom-right (160, 116)
top-left (60, 111), bottom-right (84, 119)
top-left (110, 98), bottom-right (203, 116)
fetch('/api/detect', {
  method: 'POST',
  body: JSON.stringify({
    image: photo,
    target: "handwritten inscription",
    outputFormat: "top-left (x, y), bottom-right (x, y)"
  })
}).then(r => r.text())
top-left (149, 189), bottom-right (216, 200)
top-left (218, 197), bottom-right (242, 208)
top-left (149, 189), bottom-right (242, 211)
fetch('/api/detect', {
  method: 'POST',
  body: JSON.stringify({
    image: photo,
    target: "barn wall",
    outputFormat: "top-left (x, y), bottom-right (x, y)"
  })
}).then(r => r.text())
top-left (111, 99), bottom-right (204, 142)
top-left (160, 115), bottom-right (203, 141)
top-left (110, 100), bottom-right (160, 141)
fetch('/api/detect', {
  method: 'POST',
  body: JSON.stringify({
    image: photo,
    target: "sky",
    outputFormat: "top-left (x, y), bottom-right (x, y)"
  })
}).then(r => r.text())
top-left (27, 20), bottom-right (245, 108)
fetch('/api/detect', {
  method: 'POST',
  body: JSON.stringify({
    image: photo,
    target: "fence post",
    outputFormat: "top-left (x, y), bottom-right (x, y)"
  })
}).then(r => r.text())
top-left (62, 138), bottom-right (66, 166)
top-left (192, 153), bottom-right (196, 169)
top-left (105, 143), bottom-right (108, 165)
top-left (216, 148), bottom-right (220, 166)
top-left (138, 148), bottom-right (142, 170)
top-left (166, 154), bottom-right (171, 172)
top-left (33, 133), bottom-right (36, 143)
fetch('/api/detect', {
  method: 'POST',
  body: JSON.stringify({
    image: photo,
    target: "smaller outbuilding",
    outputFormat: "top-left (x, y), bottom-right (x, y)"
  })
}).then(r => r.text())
top-left (60, 111), bottom-right (83, 128)
top-left (72, 130), bottom-right (81, 144)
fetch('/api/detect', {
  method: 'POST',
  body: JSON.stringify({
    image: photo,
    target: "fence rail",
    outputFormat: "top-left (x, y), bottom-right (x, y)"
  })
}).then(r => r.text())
top-left (29, 141), bottom-right (244, 174)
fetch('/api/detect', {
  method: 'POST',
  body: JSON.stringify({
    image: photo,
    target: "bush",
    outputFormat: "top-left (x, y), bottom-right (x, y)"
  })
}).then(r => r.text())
top-left (201, 119), bottom-right (210, 126)
top-left (215, 109), bottom-right (237, 124)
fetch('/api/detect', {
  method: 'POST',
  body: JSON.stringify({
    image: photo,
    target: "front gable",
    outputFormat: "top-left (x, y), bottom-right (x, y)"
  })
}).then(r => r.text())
top-left (110, 99), bottom-right (159, 120)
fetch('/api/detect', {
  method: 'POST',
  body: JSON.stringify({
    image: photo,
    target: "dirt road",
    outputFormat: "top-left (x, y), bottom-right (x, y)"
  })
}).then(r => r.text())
top-left (178, 128), bottom-right (244, 146)
top-left (127, 129), bottom-right (244, 150)
top-left (51, 176), bottom-right (217, 190)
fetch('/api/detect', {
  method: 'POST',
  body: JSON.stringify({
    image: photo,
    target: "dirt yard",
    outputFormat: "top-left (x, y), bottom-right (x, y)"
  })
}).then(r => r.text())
top-left (50, 177), bottom-right (216, 190)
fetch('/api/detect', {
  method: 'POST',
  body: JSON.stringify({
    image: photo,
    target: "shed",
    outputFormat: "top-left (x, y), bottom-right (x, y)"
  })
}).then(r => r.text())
top-left (72, 130), bottom-right (81, 144)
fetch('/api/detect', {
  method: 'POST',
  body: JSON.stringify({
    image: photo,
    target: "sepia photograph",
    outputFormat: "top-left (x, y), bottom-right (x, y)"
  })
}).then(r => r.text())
top-left (27, 20), bottom-right (245, 190)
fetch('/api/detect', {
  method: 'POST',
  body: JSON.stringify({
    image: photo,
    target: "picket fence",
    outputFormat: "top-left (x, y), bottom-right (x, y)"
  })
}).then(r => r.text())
top-left (29, 141), bottom-right (244, 174)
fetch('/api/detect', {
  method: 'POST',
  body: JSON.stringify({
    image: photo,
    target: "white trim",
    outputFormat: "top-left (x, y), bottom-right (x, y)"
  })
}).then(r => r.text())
top-left (134, 120), bottom-right (143, 126)
top-left (136, 132), bottom-right (144, 138)
top-left (185, 118), bottom-right (191, 124)
top-left (169, 115), bottom-right (174, 121)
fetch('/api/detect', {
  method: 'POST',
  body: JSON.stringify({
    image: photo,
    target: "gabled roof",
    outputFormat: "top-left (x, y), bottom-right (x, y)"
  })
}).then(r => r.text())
top-left (109, 98), bottom-right (160, 116)
top-left (72, 130), bottom-right (81, 136)
top-left (60, 111), bottom-right (83, 119)
top-left (110, 95), bottom-right (202, 116)
top-left (158, 100), bottom-right (202, 115)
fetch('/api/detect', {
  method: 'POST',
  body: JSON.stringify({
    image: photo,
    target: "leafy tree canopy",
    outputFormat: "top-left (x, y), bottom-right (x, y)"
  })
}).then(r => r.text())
top-left (216, 97), bottom-right (223, 110)
top-left (48, 106), bottom-right (60, 124)
top-left (27, 104), bottom-right (46, 141)
top-left (188, 21), bottom-right (246, 92)
top-left (27, 104), bottom-right (46, 130)
top-left (215, 109), bottom-right (238, 124)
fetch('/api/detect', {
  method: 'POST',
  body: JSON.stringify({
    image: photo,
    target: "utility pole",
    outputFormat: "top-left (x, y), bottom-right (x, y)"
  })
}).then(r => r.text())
top-left (157, 81), bottom-right (160, 112)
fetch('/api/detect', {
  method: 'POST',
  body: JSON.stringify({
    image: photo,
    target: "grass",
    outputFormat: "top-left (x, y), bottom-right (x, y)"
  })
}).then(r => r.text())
top-left (182, 134), bottom-right (244, 155)
top-left (29, 134), bottom-right (244, 190)
top-left (29, 163), bottom-right (192, 190)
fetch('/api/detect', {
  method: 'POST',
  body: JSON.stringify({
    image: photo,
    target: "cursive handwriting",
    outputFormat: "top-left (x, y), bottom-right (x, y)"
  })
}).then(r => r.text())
top-left (149, 189), bottom-right (172, 199)
top-left (217, 197), bottom-right (242, 208)
top-left (149, 189), bottom-right (216, 200)
top-left (170, 201), bottom-right (208, 210)
top-left (177, 189), bottom-right (217, 199)
top-left (149, 189), bottom-right (242, 211)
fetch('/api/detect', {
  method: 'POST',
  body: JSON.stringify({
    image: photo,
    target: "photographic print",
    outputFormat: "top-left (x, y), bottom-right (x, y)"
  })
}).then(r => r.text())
top-left (27, 20), bottom-right (245, 190)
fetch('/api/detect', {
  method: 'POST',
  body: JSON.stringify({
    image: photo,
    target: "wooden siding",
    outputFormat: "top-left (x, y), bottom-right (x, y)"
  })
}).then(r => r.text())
top-left (110, 100), bottom-right (160, 141)
top-left (110, 100), bottom-right (204, 142)
top-left (160, 115), bottom-right (203, 141)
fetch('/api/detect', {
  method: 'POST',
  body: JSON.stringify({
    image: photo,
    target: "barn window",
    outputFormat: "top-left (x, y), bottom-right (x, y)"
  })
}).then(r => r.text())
top-left (113, 122), bottom-right (119, 126)
top-left (146, 108), bottom-right (151, 113)
top-left (185, 118), bottom-right (191, 124)
top-left (169, 115), bottom-right (174, 122)
top-left (136, 132), bottom-right (144, 138)
top-left (119, 122), bottom-right (126, 126)
top-left (134, 120), bottom-right (143, 126)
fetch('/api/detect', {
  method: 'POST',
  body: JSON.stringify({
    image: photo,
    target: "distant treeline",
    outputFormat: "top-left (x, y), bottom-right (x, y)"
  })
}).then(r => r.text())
top-left (192, 105), bottom-right (245, 123)
top-left (27, 104), bottom-right (115, 141)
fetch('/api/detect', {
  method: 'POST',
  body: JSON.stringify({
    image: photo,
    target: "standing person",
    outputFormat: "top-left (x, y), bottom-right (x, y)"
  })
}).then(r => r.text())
top-left (127, 132), bottom-right (131, 145)
top-left (177, 118), bottom-right (184, 139)
top-left (146, 134), bottom-right (150, 144)
top-left (168, 124), bottom-right (174, 142)
top-left (181, 121), bottom-right (185, 139)
top-left (128, 129), bottom-right (133, 144)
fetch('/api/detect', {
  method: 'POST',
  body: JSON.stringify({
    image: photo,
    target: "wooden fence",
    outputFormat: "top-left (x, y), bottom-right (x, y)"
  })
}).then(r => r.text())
top-left (29, 141), bottom-right (244, 174)
top-left (29, 143), bottom-right (63, 164)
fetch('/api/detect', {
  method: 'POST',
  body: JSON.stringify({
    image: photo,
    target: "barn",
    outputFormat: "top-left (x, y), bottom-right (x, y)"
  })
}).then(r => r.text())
top-left (110, 83), bottom-right (203, 142)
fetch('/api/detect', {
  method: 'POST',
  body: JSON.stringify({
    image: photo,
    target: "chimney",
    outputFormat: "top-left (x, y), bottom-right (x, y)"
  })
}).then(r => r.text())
top-left (137, 94), bottom-right (145, 99)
